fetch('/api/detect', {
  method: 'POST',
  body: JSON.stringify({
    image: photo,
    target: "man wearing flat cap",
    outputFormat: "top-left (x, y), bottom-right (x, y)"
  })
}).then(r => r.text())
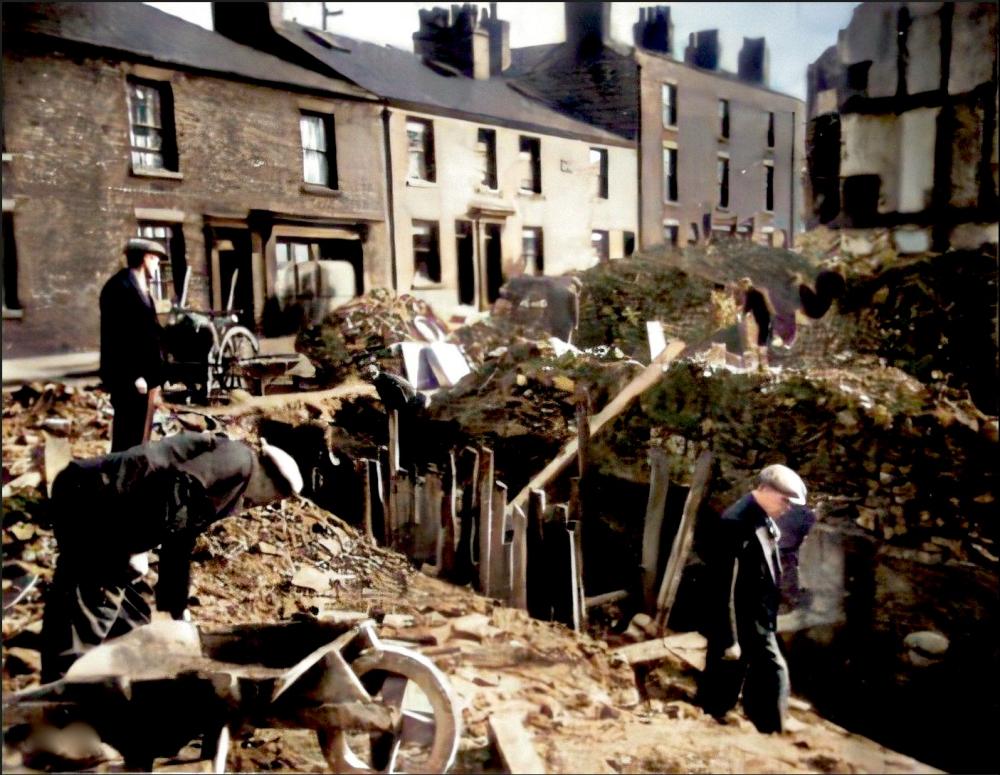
top-left (697, 463), bottom-right (807, 733)
top-left (41, 431), bottom-right (306, 682)
top-left (99, 237), bottom-right (168, 452)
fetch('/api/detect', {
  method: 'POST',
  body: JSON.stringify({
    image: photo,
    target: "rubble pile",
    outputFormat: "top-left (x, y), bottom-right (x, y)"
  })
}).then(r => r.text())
top-left (294, 289), bottom-right (452, 386)
top-left (1, 388), bottom-right (939, 774)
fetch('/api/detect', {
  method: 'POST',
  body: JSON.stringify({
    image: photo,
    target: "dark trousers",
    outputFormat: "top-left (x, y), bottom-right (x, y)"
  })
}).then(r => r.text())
top-left (40, 554), bottom-right (152, 683)
top-left (110, 389), bottom-right (149, 452)
top-left (697, 630), bottom-right (790, 733)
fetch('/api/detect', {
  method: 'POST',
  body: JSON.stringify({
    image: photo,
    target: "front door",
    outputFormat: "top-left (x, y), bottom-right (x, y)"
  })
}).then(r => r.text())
top-left (456, 220), bottom-right (475, 306)
top-left (483, 222), bottom-right (503, 306)
top-left (214, 228), bottom-right (254, 328)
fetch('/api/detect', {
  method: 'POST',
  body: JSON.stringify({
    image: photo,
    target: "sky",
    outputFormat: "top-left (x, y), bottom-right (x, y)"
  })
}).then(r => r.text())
top-left (145, 2), bottom-right (861, 101)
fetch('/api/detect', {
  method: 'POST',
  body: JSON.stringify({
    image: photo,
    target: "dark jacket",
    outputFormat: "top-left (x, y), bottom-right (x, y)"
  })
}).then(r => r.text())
top-left (49, 432), bottom-right (255, 617)
top-left (705, 493), bottom-right (782, 648)
top-left (99, 267), bottom-right (165, 392)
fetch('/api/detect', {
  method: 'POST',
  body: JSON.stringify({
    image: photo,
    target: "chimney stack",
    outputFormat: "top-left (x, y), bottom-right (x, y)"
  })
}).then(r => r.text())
top-left (412, 4), bottom-right (491, 79)
top-left (633, 5), bottom-right (673, 55)
top-left (564, 1), bottom-right (610, 56)
top-left (738, 37), bottom-right (768, 84)
top-left (684, 29), bottom-right (719, 70)
top-left (484, 2), bottom-right (510, 75)
top-left (212, 1), bottom-right (285, 49)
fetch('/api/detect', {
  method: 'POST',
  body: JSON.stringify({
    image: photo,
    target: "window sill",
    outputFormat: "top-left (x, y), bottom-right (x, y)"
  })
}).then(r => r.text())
top-left (1, 153), bottom-right (12, 162)
top-left (300, 183), bottom-right (342, 197)
top-left (663, 199), bottom-right (680, 206)
top-left (662, 124), bottom-right (678, 131)
top-left (3, 307), bottom-right (24, 320)
top-left (410, 280), bottom-right (444, 291)
top-left (132, 167), bottom-right (183, 180)
top-left (406, 178), bottom-right (437, 188)
top-left (517, 190), bottom-right (545, 200)
top-left (475, 184), bottom-right (500, 195)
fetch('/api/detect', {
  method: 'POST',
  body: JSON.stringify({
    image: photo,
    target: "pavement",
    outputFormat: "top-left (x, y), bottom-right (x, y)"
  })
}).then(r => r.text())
top-left (2, 351), bottom-right (100, 388)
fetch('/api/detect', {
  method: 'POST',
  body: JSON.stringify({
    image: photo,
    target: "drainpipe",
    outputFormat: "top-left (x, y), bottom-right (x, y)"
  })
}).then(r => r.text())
top-left (381, 106), bottom-right (398, 291)
top-left (788, 108), bottom-right (796, 249)
top-left (636, 61), bottom-right (644, 250)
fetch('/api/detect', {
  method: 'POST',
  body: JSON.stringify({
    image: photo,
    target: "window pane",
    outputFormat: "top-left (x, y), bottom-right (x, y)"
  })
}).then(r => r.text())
top-left (303, 149), bottom-right (328, 185)
top-left (300, 115), bottom-right (326, 152)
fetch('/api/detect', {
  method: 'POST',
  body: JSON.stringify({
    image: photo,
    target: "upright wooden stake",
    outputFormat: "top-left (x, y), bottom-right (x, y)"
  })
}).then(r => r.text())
top-left (567, 520), bottom-right (583, 632)
top-left (360, 458), bottom-right (375, 544)
top-left (511, 505), bottom-right (528, 611)
top-left (393, 467), bottom-right (413, 555)
top-left (454, 447), bottom-right (479, 585)
top-left (655, 451), bottom-right (714, 633)
top-left (419, 471), bottom-right (443, 565)
top-left (575, 402), bottom-right (590, 480)
top-left (641, 446), bottom-right (670, 612)
top-left (378, 445), bottom-right (392, 546)
top-left (477, 447), bottom-right (495, 595)
top-left (490, 482), bottom-right (510, 601)
top-left (526, 489), bottom-right (548, 619)
top-left (367, 458), bottom-right (386, 547)
top-left (439, 451), bottom-right (458, 574)
top-left (387, 409), bottom-right (400, 476)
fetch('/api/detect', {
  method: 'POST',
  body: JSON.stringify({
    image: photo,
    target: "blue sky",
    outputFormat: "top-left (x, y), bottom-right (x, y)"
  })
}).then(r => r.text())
top-left (146, 2), bottom-right (861, 101)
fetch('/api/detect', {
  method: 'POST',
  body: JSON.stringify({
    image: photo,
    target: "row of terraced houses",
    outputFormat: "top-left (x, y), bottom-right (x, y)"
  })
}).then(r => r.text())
top-left (2, 2), bottom-right (804, 361)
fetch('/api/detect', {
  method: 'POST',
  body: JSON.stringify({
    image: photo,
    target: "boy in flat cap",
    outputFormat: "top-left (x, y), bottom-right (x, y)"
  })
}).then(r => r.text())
top-left (697, 463), bottom-right (807, 733)
top-left (99, 237), bottom-right (169, 452)
top-left (40, 431), bottom-right (305, 682)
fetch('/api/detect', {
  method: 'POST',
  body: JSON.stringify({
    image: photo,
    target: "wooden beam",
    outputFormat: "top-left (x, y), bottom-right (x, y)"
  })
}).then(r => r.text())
top-left (511, 505), bottom-right (528, 611)
top-left (612, 631), bottom-right (708, 668)
top-left (360, 458), bottom-right (375, 544)
top-left (510, 338), bottom-right (685, 511)
top-left (489, 482), bottom-right (509, 600)
top-left (487, 714), bottom-right (547, 775)
top-left (585, 588), bottom-right (629, 608)
top-left (454, 447), bottom-right (479, 585)
top-left (439, 451), bottom-right (458, 574)
top-left (567, 520), bottom-right (582, 632)
top-left (575, 402), bottom-right (590, 480)
top-left (526, 489), bottom-right (548, 620)
top-left (641, 446), bottom-right (670, 612)
top-left (477, 448), bottom-right (495, 595)
top-left (654, 451), bottom-right (714, 633)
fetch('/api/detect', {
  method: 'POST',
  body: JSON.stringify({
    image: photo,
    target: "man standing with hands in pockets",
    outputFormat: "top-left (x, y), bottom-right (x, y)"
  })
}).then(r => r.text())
top-left (697, 463), bottom-right (808, 733)
top-left (100, 237), bottom-right (168, 452)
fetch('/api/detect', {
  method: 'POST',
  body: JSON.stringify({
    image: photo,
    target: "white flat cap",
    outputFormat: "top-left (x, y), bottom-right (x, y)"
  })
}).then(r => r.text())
top-left (759, 463), bottom-right (807, 505)
top-left (260, 438), bottom-right (304, 494)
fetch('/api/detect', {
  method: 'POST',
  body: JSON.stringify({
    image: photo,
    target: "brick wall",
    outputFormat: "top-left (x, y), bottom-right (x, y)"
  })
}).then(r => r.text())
top-left (2, 41), bottom-right (389, 358)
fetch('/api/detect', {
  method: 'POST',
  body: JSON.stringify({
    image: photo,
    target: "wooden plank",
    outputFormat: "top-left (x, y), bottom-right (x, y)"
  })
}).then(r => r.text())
top-left (654, 451), bottom-right (714, 633)
top-left (359, 458), bottom-right (375, 544)
top-left (526, 489), bottom-right (548, 620)
top-left (477, 448), bottom-right (495, 595)
top-left (510, 338), bottom-right (685, 511)
top-left (511, 505), bottom-right (528, 611)
top-left (489, 482), bottom-right (510, 601)
top-left (585, 589), bottom-right (629, 608)
top-left (567, 520), bottom-right (582, 632)
top-left (439, 451), bottom-right (458, 574)
top-left (414, 473), bottom-right (442, 563)
top-left (612, 631), bottom-right (709, 668)
top-left (387, 409), bottom-right (400, 476)
top-left (641, 446), bottom-right (670, 612)
top-left (378, 445), bottom-right (392, 546)
top-left (454, 447), bottom-right (479, 585)
top-left (487, 713), bottom-right (547, 775)
top-left (393, 468), bottom-right (413, 555)
top-left (575, 402), bottom-right (590, 480)
top-left (367, 459), bottom-right (385, 548)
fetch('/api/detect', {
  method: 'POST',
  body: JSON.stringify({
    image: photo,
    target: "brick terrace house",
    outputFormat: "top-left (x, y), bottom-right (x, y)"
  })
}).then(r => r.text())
top-left (509, 3), bottom-right (805, 250)
top-left (805, 2), bottom-right (998, 253)
top-left (214, 2), bottom-right (638, 314)
top-left (2, 2), bottom-right (390, 360)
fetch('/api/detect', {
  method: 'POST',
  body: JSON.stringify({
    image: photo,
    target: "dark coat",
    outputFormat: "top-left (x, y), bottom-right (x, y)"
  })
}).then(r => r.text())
top-left (49, 432), bottom-right (255, 616)
top-left (704, 493), bottom-right (782, 648)
top-left (99, 267), bottom-right (165, 393)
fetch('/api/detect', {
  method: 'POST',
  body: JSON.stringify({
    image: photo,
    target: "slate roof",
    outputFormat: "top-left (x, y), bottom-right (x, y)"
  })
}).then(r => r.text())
top-left (505, 43), bottom-right (561, 77)
top-left (272, 22), bottom-right (634, 147)
top-left (2, 2), bottom-right (373, 101)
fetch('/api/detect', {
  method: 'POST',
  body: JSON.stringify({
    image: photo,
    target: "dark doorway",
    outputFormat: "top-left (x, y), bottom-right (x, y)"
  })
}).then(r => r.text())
top-left (456, 220), bottom-right (475, 306)
top-left (484, 222), bottom-right (503, 305)
top-left (215, 228), bottom-right (254, 329)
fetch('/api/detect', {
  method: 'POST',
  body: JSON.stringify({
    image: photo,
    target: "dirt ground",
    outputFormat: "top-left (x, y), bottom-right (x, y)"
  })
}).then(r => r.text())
top-left (2, 385), bottom-right (939, 774)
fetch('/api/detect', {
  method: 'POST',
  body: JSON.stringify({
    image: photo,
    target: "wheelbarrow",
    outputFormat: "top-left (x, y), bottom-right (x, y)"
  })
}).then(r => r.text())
top-left (2, 617), bottom-right (460, 773)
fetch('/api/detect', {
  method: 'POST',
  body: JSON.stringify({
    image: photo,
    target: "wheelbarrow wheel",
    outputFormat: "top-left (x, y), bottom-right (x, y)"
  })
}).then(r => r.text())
top-left (319, 644), bottom-right (460, 774)
top-left (211, 326), bottom-right (259, 395)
